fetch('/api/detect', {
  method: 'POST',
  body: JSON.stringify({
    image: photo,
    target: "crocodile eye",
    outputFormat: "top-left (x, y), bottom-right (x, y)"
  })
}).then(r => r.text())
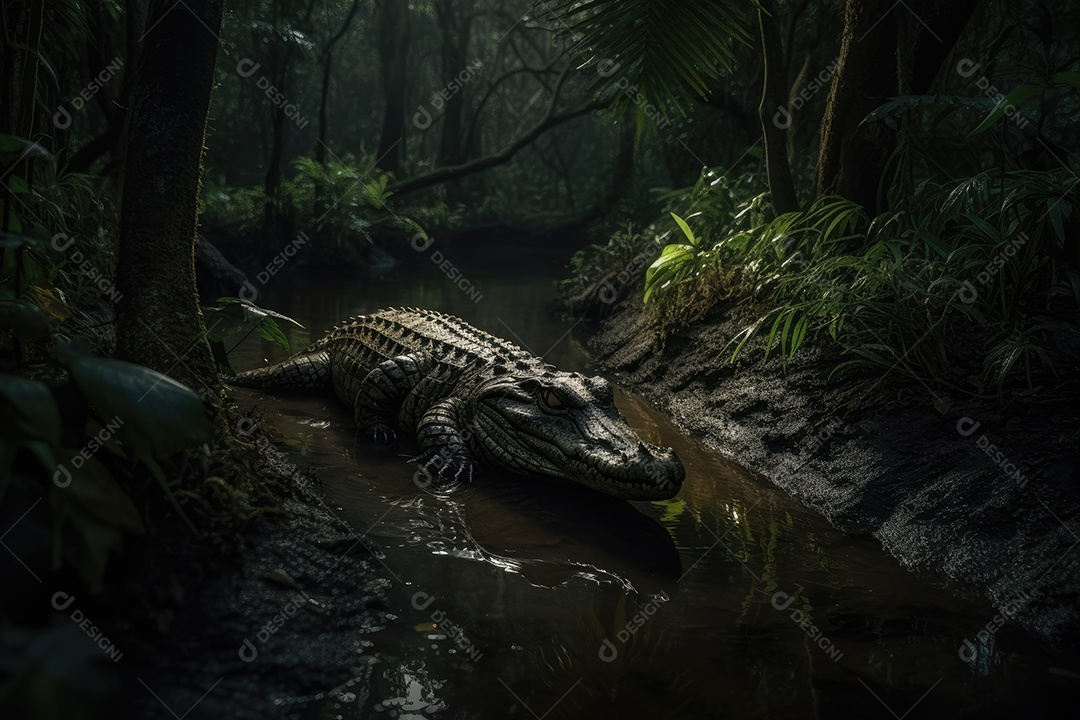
top-left (543, 389), bottom-right (567, 410)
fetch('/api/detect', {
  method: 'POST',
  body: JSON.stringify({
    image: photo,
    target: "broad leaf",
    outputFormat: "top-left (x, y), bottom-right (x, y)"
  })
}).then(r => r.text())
top-left (670, 212), bottom-right (698, 246)
top-left (556, 0), bottom-right (751, 117)
top-left (213, 297), bottom-right (304, 327)
top-left (0, 375), bottom-right (62, 447)
top-left (970, 83), bottom-right (1042, 134)
top-left (57, 347), bottom-right (213, 459)
top-left (0, 300), bottom-right (53, 341)
top-left (0, 133), bottom-right (49, 161)
top-left (50, 453), bottom-right (143, 591)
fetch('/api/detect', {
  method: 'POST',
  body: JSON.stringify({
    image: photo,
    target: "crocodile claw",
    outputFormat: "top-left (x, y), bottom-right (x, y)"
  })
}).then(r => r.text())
top-left (415, 445), bottom-right (482, 487)
top-left (363, 422), bottom-right (397, 444)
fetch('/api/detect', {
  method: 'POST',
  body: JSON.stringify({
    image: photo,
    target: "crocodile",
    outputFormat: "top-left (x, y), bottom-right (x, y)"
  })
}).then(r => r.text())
top-left (231, 308), bottom-right (684, 500)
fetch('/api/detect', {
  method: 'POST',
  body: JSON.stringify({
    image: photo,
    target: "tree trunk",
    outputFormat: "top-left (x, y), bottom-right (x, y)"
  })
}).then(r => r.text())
top-left (116, 0), bottom-right (222, 390)
top-left (435, 1), bottom-right (474, 168)
top-left (262, 40), bottom-right (292, 248)
top-left (817, 0), bottom-right (978, 210)
top-left (65, 2), bottom-right (137, 175)
top-left (815, 0), bottom-right (899, 210)
top-left (757, 0), bottom-right (800, 215)
top-left (376, 0), bottom-right (410, 172)
top-left (316, 0), bottom-right (361, 164)
top-left (904, 0), bottom-right (978, 95)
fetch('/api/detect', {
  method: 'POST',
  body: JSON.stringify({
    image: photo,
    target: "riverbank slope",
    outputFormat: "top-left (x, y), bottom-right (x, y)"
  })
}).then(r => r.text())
top-left (583, 294), bottom-right (1080, 652)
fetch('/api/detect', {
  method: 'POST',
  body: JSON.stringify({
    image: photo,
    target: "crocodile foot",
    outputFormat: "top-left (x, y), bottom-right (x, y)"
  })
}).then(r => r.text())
top-left (362, 422), bottom-right (397, 444)
top-left (414, 445), bottom-right (482, 487)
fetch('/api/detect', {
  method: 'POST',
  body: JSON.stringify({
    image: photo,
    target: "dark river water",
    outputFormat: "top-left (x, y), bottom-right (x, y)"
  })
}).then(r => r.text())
top-left (226, 241), bottom-right (1077, 718)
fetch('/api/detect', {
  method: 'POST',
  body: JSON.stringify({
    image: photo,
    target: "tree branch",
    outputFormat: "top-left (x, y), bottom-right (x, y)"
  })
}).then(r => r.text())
top-left (462, 58), bottom-right (563, 151)
top-left (390, 96), bottom-right (608, 197)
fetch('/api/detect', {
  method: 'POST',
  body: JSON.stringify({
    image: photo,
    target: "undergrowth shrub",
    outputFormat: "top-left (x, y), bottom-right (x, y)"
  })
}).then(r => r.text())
top-left (201, 155), bottom-right (427, 265)
top-left (640, 166), bottom-right (1080, 402)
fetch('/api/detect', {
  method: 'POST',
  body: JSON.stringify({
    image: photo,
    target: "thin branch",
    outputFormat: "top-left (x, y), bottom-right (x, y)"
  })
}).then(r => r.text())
top-left (463, 57), bottom-right (563, 151)
top-left (390, 97), bottom-right (608, 196)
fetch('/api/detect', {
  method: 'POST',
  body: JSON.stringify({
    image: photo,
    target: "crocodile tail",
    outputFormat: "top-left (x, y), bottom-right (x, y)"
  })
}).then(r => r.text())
top-left (230, 350), bottom-right (332, 391)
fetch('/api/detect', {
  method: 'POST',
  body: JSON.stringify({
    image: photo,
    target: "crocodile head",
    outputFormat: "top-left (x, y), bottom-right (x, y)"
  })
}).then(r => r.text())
top-left (472, 371), bottom-right (685, 500)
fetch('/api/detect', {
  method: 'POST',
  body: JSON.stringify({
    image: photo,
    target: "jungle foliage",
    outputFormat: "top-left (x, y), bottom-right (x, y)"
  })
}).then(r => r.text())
top-left (568, 0), bottom-right (1080, 404)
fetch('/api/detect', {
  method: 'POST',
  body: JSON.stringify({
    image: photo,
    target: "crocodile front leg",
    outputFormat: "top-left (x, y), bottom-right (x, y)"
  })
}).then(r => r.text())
top-left (415, 398), bottom-right (482, 484)
top-left (354, 353), bottom-right (431, 442)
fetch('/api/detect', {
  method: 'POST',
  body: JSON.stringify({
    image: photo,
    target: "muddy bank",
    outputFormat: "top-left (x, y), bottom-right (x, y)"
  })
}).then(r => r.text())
top-left (585, 297), bottom-right (1080, 651)
top-left (117, 442), bottom-right (394, 720)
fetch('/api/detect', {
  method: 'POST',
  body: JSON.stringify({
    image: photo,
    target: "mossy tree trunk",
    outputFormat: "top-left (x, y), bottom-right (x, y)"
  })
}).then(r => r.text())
top-left (815, 0), bottom-right (899, 211)
top-left (116, 0), bottom-right (223, 391)
top-left (817, 0), bottom-right (977, 211)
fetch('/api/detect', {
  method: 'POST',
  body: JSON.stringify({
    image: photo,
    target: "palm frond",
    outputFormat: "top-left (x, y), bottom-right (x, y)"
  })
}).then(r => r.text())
top-left (555, 0), bottom-right (752, 117)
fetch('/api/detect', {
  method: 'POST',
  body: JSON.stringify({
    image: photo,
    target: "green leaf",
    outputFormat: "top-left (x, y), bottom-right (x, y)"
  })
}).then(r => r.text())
top-left (791, 315), bottom-right (809, 354)
top-left (670, 212), bottom-right (698, 246)
top-left (970, 83), bottom-right (1042, 134)
top-left (920, 232), bottom-right (951, 259)
top-left (57, 346), bottom-right (214, 459)
top-left (256, 317), bottom-right (291, 352)
top-left (644, 243), bottom-right (694, 303)
top-left (215, 297), bottom-right (304, 327)
top-left (50, 453), bottom-right (143, 591)
top-left (1050, 70), bottom-right (1080, 88)
top-left (557, 0), bottom-right (751, 116)
top-left (0, 375), bottom-right (62, 447)
top-left (1046, 196), bottom-right (1070, 246)
top-left (0, 232), bottom-right (36, 249)
top-left (0, 300), bottom-right (53, 341)
top-left (864, 94), bottom-right (998, 127)
top-left (206, 332), bottom-right (236, 376)
top-left (0, 133), bottom-right (49, 161)
top-left (962, 213), bottom-right (1003, 243)
top-left (53, 453), bottom-right (143, 535)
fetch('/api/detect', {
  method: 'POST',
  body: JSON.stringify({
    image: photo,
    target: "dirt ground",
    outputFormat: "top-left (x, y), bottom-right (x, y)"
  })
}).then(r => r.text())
top-left (581, 292), bottom-right (1080, 651)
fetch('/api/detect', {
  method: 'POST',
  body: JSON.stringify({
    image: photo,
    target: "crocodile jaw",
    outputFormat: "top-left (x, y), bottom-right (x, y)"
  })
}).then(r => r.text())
top-left (473, 385), bottom-right (685, 500)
